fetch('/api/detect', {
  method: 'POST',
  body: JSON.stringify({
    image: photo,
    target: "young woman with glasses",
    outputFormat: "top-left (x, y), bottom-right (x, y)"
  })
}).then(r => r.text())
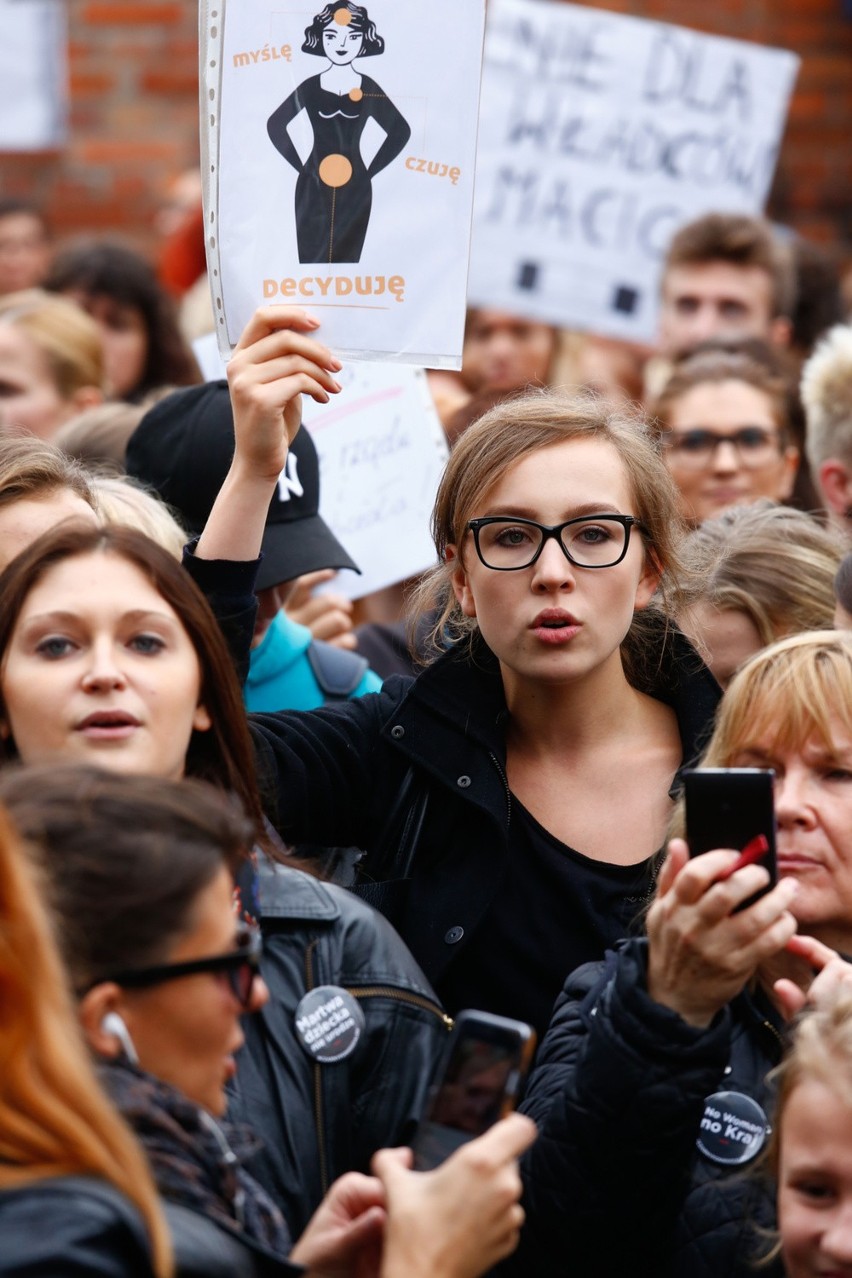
top-left (186, 306), bottom-right (720, 1040)
top-left (650, 348), bottom-right (800, 526)
top-left (0, 765), bottom-right (534, 1278)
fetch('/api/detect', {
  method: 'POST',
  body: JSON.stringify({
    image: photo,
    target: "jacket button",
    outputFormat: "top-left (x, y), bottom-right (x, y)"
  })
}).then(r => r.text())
top-left (456, 775), bottom-right (471, 788)
top-left (391, 725), bottom-right (405, 739)
top-left (445, 926), bottom-right (464, 944)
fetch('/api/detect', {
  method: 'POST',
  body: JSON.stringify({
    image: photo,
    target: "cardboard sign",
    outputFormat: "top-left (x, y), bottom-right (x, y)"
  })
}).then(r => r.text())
top-left (302, 360), bottom-right (448, 598)
top-left (202, 0), bottom-right (485, 367)
top-left (0, 0), bottom-right (66, 150)
top-left (468, 0), bottom-right (799, 342)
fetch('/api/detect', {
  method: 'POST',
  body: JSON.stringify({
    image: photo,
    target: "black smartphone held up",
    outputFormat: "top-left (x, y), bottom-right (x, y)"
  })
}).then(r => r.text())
top-left (411, 1009), bottom-right (536, 1171)
top-left (683, 768), bottom-right (778, 907)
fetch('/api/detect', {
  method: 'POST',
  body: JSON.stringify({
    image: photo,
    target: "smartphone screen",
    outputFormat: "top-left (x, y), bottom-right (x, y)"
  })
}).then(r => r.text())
top-left (683, 768), bottom-right (777, 904)
top-left (411, 1010), bottom-right (536, 1170)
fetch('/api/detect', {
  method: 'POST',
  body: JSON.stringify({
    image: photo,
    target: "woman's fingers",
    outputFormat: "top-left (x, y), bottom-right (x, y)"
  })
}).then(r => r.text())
top-left (231, 304), bottom-right (321, 352)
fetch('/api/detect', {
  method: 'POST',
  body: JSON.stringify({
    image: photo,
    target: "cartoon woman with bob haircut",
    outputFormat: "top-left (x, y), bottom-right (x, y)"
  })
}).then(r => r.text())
top-left (267, 2), bottom-right (410, 264)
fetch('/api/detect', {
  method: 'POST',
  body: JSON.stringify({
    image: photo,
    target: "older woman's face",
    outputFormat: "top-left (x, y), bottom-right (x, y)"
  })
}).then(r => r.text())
top-left (0, 491), bottom-right (98, 574)
top-left (733, 723), bottom-right (852, 950)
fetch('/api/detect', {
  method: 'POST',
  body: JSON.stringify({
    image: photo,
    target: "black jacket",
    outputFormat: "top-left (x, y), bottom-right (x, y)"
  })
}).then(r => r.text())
top-left (505, 939), bottom-right (785, 1278)
top-left (0, 1177), bottom-right (155, 1277)
top-left (187, 550), bottom-right (719, 1013)
top-left (229, 857), bottom-right (450, 1236)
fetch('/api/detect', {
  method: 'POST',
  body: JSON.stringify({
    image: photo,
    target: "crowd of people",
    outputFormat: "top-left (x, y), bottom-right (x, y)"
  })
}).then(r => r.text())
top-left (4, 41), bottom-right (852, 1274)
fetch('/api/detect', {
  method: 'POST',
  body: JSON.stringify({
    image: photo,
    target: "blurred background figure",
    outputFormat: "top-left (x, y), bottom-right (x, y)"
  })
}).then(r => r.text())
top-left (678, 501), bottom-right (846, 687)
top-left (44, 241), bottom-right (200, 402)
top-left (650, 347), bottom-right (799, 526)
top-left (802, 323), bottom-right (852, 534)
top-left (0, 290), bottom-right (104, 440)
top-left (0, 199), bottom-right (51, 298)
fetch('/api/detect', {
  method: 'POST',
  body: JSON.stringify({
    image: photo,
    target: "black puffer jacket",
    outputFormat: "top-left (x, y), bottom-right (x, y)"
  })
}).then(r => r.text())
top-left (229, 857), bottom-right (450, 1235)
top-left (504, 939), bottom-right (785, 1278)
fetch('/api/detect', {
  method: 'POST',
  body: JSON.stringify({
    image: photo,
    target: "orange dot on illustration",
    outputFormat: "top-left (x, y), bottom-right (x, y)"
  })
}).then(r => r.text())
top-left (333, 7), bottom-right (351, 24)
top-left (349, 87), bottom-right (363, 101)
top-left (319, 153), bottom-right (353, 187)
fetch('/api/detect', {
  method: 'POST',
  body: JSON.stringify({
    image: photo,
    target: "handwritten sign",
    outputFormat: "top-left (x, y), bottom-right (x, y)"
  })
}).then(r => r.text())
top-left (468, 0), bottom-right (799, 342)
top-left (202, 0), bottom-right (485, 367)
top-left (0, 0), bottom-right (66, 150)
top-left (301, 361), bottom-right (448, 597)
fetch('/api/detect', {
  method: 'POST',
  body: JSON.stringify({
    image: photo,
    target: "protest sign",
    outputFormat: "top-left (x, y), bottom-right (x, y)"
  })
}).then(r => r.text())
top-left (201, 0), bottom-right (485, 367)
top-left (468, 0), bottom-right (799, 342)
top-left (301, 360), bottom-right (448, 597)
top-left (0, 0), bottom-right (66, 150)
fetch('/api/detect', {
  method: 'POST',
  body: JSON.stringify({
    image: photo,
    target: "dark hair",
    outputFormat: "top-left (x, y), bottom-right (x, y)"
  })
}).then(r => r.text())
top-left (302, 2), bottom-right (384, 56)
top-left (663, 213), bottom-right (796, 320)
top-left (0, 764), bottom-right (253, 991)
top-left (0, 524), bottom-right (267, 838)
top-left (0, 198), bottom-right (48, 234)
top-left (649, 348), bottom-right (792, 443)
top-left (43, 241), bottom-right (200, 401)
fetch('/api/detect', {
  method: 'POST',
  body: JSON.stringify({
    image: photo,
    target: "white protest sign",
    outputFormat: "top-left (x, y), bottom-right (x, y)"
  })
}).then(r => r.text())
top-left (202, 0), bottom-right (485, 368)
top-left (468, 0), bottom-right (799, 342)
top-left (301, 361), bottom-right (448, 597)
top-left (0, 0), bottom-right (66, 150)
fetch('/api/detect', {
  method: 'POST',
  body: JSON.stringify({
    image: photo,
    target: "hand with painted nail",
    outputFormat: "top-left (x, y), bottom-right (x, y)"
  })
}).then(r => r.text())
top-left (646, 837), bottom-right (799, 1028)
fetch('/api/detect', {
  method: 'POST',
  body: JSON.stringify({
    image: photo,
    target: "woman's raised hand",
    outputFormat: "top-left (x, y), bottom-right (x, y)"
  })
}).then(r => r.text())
top-left (197, 307), bottom-right (342, 563)
top-left (646, 838), bottom-right (799, 1028)
top-left (227, 306), bottom-right (342, 481)
top-left (371, 1114), bottom-right (536, 1278)
top-left (773, 934), bottom-right (852, 1021)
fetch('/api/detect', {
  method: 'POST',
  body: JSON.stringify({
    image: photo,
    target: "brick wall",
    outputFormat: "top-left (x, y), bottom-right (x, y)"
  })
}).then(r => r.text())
top-left (0, 0), bottom-right (849, 257)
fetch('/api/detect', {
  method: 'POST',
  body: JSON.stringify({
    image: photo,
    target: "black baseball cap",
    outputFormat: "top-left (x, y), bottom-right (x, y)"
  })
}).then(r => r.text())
top-left (126, 380), bottom-right (359, 590)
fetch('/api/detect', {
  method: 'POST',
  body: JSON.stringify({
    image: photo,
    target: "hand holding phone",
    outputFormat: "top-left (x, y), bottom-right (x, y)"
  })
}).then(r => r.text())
top-left (411, 1010), bottom-right (536, 1171)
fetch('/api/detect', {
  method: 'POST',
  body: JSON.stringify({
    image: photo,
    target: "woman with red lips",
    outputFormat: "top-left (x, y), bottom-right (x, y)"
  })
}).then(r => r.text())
top-left (511, 630), bottom-right (852, 1278)
top-left (180, 306), bottom-right (721, 1041)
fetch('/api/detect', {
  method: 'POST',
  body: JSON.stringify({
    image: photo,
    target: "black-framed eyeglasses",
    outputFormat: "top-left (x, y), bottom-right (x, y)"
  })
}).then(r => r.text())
top-left (96, 923), bottom-right (262, 1009)
top-left (662, 426), bottom-right (783, 469)
top-left (466, 514), bottom-right (646, 571)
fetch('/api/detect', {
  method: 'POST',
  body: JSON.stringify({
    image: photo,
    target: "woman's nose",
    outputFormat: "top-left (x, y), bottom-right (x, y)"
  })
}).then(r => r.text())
top-left (81, 642), bottom-right (126, 690)
top-left (531, 535), bottom-right (575, 588)
top-left (709, 439), bottom-right (740, 472)
top-left (774, 768), bottom-right (815, 828)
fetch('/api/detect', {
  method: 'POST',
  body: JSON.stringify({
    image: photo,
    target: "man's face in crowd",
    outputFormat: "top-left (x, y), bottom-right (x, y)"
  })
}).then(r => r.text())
top-left (658, 262), bottom-right (787, 358)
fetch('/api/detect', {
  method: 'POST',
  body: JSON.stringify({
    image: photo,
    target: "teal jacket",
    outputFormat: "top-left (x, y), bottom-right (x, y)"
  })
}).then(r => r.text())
top-left (245, 612), bottom-right (381, 712)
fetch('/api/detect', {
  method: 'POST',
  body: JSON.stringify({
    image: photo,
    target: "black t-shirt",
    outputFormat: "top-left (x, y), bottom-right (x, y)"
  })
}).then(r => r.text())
top-left (439, 799), bottom-right (656, 1042)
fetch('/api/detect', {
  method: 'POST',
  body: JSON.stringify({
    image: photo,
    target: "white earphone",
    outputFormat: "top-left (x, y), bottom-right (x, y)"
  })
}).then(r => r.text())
top-left (100, 1011), bottom-right (140, 1067)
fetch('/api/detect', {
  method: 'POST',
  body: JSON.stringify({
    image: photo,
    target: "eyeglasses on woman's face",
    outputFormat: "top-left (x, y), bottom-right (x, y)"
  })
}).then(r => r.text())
top-left (662, 426), bottom-right (783, 470)
top-left (96, 923), bottom-right (262, 1010)
top-left (465, 513), bottom-right (646, 572)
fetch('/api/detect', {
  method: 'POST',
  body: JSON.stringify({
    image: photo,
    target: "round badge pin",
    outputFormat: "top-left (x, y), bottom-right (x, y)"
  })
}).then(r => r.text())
top-left (696, 1090), bottom-right (769, 1166)
top-left (294, 985), bottom-right (365, 1064)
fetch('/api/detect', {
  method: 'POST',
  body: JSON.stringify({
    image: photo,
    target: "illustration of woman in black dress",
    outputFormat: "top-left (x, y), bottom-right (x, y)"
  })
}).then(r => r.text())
top-left (267, 3), bottom-right (410, 264)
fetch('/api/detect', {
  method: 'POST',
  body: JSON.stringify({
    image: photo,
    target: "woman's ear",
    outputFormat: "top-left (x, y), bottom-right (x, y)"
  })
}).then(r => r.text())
top-left (69, 385), bottom-right (105, 415)
top-left (79, 983), bottom-right (127, 1059)
top-left (445, 544), bottom-right (476, 619)
top-left (633, 548), bottom-right (663, 613)
top-left (192, 702), bottom-right (212, 733)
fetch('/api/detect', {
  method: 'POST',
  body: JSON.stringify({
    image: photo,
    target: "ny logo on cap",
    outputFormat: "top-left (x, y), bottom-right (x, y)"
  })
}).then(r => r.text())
top-left (276, 454), bottom-right (303, 503)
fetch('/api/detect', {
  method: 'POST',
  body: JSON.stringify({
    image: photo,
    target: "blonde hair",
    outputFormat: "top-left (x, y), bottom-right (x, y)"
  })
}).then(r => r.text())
top-left (93, 474), bottom-right (187, 559)
top-left (0, 803), bottom-right (172, 1276)
top-left (53, 402), bottom-right (144, 471)
top-left (701, 630), bottom-right (852, 768)
top-left (0, 433), bottom-right (96, 511)
top-left (0, 289), bottom-right (104, 398)
top-left (681, 503), bottom-right (846, 649)
top-left (801, 322), bottom-right (852, 471)
top-left (649, 349), bottom-right (791, 442)
top-left (413, 388), bottom-right (690, 689)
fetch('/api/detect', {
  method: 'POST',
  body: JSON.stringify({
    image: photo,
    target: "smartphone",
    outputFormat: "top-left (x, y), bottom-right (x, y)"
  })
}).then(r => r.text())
top-left (683, 768), bottom-right (777, 906)
top-left (411, 1010), bottom-right (536, 1171)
